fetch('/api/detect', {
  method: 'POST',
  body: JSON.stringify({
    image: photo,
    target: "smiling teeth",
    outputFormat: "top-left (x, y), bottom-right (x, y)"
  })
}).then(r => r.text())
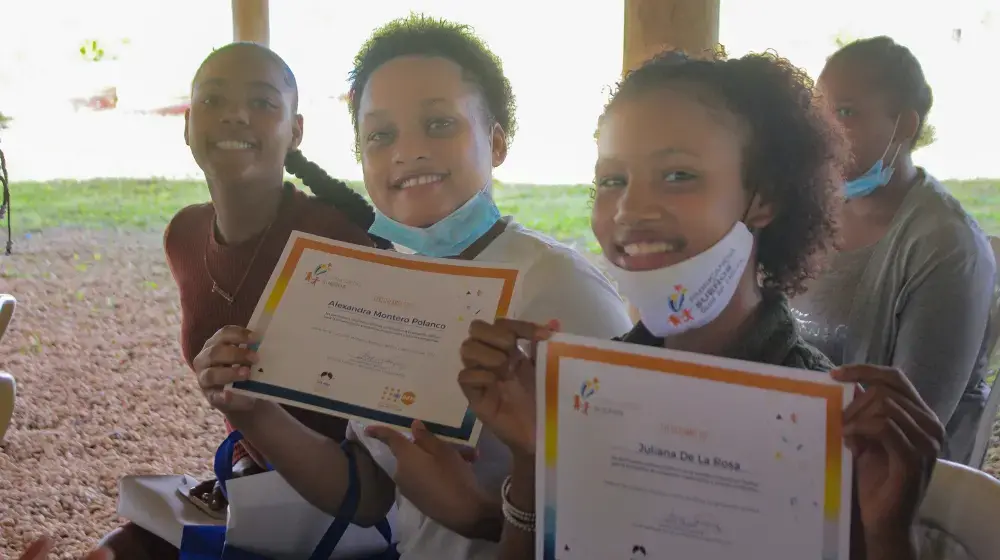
top-left (216, 141), bottom-right (254, 150)
top-left (400, 175), bottom-right (443, 188)
top-left (623, 242), bottom-right (672, 256)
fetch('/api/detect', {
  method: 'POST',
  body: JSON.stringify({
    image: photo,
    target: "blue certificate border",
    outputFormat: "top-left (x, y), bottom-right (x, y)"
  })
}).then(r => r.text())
top-left (231, 380), bottom-right (479, 441)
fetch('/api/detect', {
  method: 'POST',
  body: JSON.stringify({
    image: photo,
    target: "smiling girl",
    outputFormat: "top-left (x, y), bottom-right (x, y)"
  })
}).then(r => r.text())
top-left (192, 15), bottom-right (632, 560)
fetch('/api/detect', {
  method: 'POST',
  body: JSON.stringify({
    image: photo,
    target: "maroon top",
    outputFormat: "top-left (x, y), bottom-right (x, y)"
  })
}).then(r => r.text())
top-left (164, 183), bottom-right (374, 465)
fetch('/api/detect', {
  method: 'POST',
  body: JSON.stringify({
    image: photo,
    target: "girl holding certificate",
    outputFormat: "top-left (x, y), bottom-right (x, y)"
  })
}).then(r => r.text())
top-left (193, 14), bottom-right (632, 560)
top-left (100, 43), bottom-right (389, 557)
top-left (459, 51), bottom-right (950, 559)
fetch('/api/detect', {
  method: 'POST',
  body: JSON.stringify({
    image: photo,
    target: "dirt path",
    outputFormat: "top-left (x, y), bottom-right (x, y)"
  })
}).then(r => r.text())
top-left (0, 228), bottom-right (998, 558)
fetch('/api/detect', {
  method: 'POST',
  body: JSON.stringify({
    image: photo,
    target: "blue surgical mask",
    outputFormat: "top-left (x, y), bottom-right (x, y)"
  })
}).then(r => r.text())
top-left (368, 186), bottom-right (501, 257)
top-left (844, 115), bottom-right (903, 199)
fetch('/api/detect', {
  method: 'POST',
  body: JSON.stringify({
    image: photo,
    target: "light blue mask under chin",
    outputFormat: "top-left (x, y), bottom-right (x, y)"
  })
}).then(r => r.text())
top-left (844, 159), bottom-right (897, 199)
top-left (844, 115), bottom-right (904, 200)
top-left (368, 187), bottom-right (501, 257)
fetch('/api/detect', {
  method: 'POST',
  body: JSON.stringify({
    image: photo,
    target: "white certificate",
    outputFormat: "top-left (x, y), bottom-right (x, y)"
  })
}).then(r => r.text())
top-left (535, 334), bottom-right (853, 560)
top-left (229, 231), bottom-right (520, 446)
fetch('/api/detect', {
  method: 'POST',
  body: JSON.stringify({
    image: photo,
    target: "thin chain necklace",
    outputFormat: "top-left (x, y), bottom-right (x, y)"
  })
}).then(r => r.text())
top-left (204, 214), bottom-right (276, 305)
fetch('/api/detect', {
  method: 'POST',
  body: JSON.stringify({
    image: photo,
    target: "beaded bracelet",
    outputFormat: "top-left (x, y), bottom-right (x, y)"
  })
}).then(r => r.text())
top-left (501, 475), bottom-right (536, 533)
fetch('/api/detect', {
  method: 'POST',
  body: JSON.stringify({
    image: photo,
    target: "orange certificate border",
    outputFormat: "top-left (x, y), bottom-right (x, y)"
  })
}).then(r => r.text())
top-left (540, 337), bottom-right (848, 558)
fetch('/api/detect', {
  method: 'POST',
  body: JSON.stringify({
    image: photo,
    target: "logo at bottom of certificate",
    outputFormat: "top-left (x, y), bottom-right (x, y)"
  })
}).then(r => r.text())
top-left (313, 371), bottom-right (335, 394)
top-left (379, 386), bottom-right (416, 410)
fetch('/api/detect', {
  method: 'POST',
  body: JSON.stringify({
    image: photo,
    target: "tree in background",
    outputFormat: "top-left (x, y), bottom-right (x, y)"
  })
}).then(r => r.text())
top-left (0, 112), bottom-right (10, 130)
top-left (79, 38), bottom-right (130, 63)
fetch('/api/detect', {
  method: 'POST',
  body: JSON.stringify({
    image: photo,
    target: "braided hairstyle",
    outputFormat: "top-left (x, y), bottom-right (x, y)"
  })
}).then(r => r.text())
top-left (601, 48), bottom-right (847, 296)
top-left (827, 36), bottom-right (933, 149)
top-left (195, 43), bottom-right (390, 249)
top-left (346, 13), bottom-right (517, 158)
top-left (284, 149), bottom-right (390, 248)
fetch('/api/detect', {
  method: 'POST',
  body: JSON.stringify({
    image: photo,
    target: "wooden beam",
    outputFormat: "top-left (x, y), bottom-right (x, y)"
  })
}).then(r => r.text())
top-left (623, 0), bottom-right (720, 74)
top-left (232, 0), bottom-right (270, 47)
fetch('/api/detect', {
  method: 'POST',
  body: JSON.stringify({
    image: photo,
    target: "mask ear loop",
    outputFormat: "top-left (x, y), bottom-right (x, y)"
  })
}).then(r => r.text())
top-left (880, 115), bottom-right (904, 169)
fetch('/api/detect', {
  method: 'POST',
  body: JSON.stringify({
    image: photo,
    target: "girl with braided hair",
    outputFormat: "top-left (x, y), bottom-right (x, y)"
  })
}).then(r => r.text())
top-left (100, 42), bottom-right (389, 558)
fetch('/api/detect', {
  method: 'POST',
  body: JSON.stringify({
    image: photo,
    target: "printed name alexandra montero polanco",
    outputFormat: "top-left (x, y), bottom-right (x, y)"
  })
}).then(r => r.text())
top-left (327, 300), bottom-right (447, 330)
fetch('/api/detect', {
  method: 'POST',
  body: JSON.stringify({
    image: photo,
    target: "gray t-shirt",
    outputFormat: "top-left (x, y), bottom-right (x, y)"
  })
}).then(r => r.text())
top-left (791, 245), bottom-right (875, 365)
top-left (791, 171), bottom-right (995, 463)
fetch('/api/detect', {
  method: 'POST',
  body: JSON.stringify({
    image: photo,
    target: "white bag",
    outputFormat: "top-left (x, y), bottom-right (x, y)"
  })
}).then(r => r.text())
top-left (224, 470), bottom-right (395, 560)
top-left (117, 474), bottom-right (225, 548)
top-left (117, 473), bottom-right (395, 559)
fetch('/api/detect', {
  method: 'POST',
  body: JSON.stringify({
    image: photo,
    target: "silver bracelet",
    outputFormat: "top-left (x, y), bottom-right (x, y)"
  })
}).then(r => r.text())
top-left (501, 475), bottom-right (536, 533)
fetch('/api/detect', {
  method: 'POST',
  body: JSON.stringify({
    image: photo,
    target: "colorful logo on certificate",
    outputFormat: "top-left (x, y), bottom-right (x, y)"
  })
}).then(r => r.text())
top-left (573, 377), bottom-right (599, 415)
top-left (380, 386), bottom-right (416, 407)
top-left (305, 263), bottom-right (332, 285)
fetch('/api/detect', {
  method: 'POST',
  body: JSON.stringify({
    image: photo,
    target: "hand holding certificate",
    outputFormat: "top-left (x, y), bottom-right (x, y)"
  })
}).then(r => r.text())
top-left (228, 231), bottom-right (519, 446)
top-left (535, 334), bottom-right (854, 560)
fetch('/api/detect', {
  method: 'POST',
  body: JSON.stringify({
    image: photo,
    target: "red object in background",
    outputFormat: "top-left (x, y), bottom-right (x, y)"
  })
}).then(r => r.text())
top-left (148, 101), bottom-right (190, 116)
top-left (70, 87), bottom-right (118, 111)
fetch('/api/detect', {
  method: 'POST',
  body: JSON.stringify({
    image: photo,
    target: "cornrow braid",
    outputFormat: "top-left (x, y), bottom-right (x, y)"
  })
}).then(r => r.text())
top-left (284, 149), bottom-right (391, 249)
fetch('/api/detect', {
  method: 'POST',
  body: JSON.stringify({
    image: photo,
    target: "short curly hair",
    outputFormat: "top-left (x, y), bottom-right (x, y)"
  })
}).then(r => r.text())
top-left (827, 36), bottom-right (933, 150)
top-left (346, 14), bottom-right (517, 156)
top-left (602, 48), bottom-right (847, 296)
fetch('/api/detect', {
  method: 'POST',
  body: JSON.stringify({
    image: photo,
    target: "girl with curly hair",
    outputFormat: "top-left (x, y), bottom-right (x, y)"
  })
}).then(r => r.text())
top-left (460, 49), bottom-right (945, 560)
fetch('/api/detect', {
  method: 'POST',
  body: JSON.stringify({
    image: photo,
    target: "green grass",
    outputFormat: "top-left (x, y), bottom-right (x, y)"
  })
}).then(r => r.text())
top-left (8, 177), bottom-right (1000, 252)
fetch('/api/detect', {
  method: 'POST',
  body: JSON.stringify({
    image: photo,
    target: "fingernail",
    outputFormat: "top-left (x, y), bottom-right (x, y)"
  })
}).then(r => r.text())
top-left (412, 420), bottom-right (426, 432)
top-left (247, 351), bottom-right (259, 363)
top-left (238, 366), bottom-right (251, 379)
top-left (546, 319), bottom-right (561, 331)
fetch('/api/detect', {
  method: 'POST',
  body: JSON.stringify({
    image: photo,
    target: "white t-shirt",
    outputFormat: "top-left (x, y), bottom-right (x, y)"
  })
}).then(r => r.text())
top-left (348, 218), bottom-right (633, 560)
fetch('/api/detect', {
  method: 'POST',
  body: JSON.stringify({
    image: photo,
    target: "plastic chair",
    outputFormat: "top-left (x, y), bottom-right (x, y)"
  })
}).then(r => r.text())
top-left (969, 236), bottom-right (1000, 468)
top-left (0, 294), bottom-right (16, 442)
top-left (919, 459), bottom-right (1000, 559)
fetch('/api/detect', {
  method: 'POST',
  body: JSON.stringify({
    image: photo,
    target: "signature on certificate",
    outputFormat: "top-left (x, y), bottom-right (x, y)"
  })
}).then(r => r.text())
top-left (658, 510), bottom-right (724, 536)
top-left (350, 351), bottom-right (406, 373)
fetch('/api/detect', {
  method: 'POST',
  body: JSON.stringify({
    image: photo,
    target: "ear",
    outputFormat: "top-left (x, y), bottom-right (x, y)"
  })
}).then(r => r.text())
top-left (290, 114), bottom-right (304, 151)
top-left (744, 192), bottom-right (776, 231)
top-left (490, 122), bottom-right (508, 167)
top-left (183, 108), bottom-right (191, 147)
top-left (898, 108), bottom-right (920, 147)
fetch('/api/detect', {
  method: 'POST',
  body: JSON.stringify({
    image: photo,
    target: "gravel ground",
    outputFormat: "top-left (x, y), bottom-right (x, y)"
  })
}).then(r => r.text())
top-left (0, 228), bottom-right (998, 558)
top-left (0, 229), bottom-right (221, 559)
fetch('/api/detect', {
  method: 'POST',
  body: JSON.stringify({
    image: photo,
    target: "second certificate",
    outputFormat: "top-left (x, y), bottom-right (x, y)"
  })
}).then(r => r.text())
top-left (230, 231), bottom-right (520, 446)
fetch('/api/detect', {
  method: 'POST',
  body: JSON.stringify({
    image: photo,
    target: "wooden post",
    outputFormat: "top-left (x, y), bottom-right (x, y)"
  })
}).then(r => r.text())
top-left (623, 0), bottom-right (720, 74)
top-left (232, 0), bottom-right (270, 47)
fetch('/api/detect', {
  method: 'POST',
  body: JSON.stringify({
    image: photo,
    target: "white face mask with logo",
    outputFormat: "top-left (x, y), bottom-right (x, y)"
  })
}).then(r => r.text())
top-left (605, 221), bottom-right (754, 337)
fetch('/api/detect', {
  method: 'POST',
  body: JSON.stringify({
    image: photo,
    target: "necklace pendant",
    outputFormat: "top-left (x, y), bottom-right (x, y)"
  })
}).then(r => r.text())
top-left (212, 283), bottom-right (235, 304)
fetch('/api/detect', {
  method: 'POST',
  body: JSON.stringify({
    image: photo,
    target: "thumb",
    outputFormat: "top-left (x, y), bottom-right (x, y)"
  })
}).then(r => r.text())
top-left (365, 425), bottom-right (414, 456)
top-left (412, 421), bottom-right (479, 463)
top-left (84, 548), bottom-right (115, 560)
top-left (19, 538), bottom-right (54, 560)
top-left (410, 420), bottom-right (447, 453)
